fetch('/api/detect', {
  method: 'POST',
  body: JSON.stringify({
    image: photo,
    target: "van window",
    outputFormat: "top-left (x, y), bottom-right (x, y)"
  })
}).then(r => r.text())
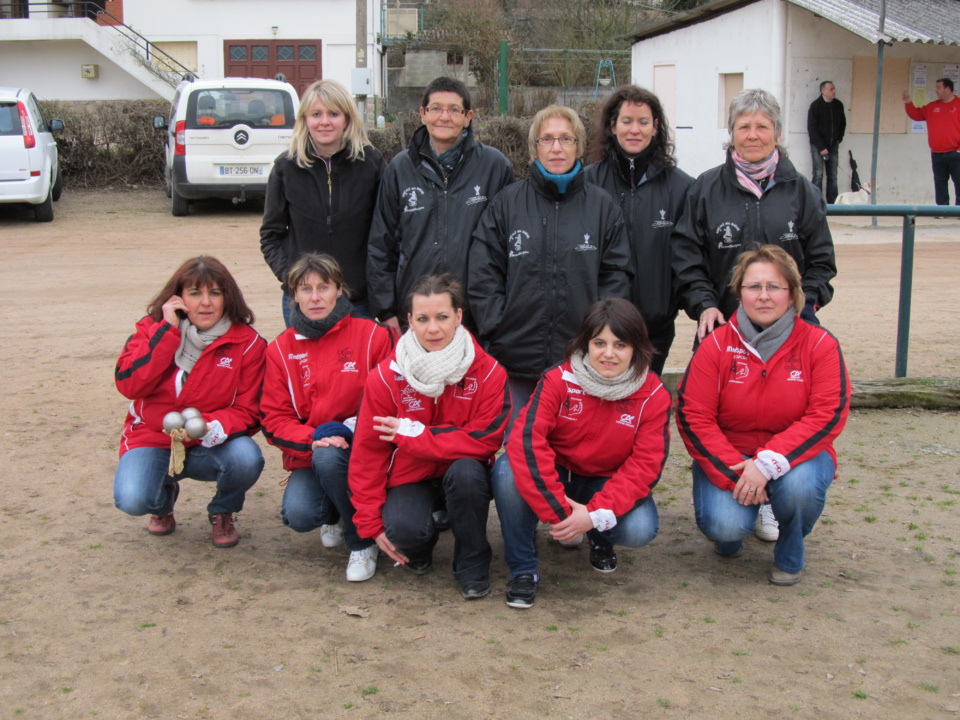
top-left (0, 103), bottom-right (22, 135)
top-left (187, 88), bottom-right (296, 130)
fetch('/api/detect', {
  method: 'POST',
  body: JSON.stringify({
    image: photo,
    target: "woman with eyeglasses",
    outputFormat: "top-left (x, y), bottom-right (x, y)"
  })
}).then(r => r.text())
top-left (671, 88), bottom-right (838, 544)
top-left (676, 245), bottom-right (849, 586)
top-left (468, 105), bottom-right (630, 422)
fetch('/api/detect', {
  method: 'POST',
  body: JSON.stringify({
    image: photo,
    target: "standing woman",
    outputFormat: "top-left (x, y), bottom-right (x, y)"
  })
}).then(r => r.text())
top-left (493, 299), bottom-right (671, 609)
top-left (260, 79), bottom-right (386, 325)
top-left (676, 246), bottom-right (849, 585)
top-left (260, 254), bottom-right (394, 581)
top-left (469, 105), bottom-right (630, 420)
top-left (114, 257), bottom-right (266, 547)
top-left (585, 86), bottom-right (694, 375)
top-left (349, 275), bottom-right (510, 598)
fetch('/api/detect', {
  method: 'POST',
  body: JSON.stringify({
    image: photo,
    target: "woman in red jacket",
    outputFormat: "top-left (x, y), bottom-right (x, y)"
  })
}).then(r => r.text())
top-left (492, 298), bottom-right (671, 609)
top-left (113, 256), bottom-right (266, 547)
top-left (260, 254), bottom-right (394, 582)
top-left (349, 275), bottom-right (510, 598)
top-left (676, 245), bottom-right (850, 586)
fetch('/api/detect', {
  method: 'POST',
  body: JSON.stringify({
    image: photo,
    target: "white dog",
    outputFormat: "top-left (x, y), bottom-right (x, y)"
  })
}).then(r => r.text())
top-left (834, 183), bottom-right (872, 205)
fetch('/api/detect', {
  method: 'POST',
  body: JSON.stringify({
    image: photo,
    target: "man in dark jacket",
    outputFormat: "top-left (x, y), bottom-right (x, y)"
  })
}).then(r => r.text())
top-left (367, 77), bottom-right (515, 332)
top-left (807, 81), bottom-right (846, 204)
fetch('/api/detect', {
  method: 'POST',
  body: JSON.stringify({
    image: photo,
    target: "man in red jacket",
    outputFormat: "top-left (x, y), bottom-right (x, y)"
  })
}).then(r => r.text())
top-left (903, 78), bottom-right (960, 207)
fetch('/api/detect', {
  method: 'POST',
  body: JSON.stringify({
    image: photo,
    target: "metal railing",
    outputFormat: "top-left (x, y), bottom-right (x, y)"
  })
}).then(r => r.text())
top-left (826, 204), bottom-right (960, 378)
top-left (1, 2), bottom-right (194, 86)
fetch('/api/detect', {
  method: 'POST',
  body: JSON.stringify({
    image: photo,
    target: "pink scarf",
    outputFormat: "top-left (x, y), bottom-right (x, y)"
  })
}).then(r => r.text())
top-left (732, 148), bottom-right (779, 199)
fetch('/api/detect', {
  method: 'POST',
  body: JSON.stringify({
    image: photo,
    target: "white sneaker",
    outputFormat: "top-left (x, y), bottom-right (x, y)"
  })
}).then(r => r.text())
top-left (755, 504), bottom-right (779, 542)
top-left (320, 522), bottom-right (344, 548)
top-left (346, 546), bottom-right (378, 582)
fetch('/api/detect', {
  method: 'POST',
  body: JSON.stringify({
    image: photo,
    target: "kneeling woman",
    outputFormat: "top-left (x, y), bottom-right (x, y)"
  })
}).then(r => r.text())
top-left (114, 256), bottom-right (266, 547)
top-left (676, 245), bottom-right (849, 585)
top-left (260, 254), bottom-right (394, 582)
top-left (493, 298), bottom-right (671, 609)
top-left (349, 275), bottom-right (510, 598)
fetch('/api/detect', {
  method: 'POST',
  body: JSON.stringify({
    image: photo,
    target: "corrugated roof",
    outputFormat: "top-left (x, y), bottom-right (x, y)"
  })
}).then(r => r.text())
top-left (789, 0), bottom-right (960, 45)
top-left (629, 0), bottom-right (960, 46)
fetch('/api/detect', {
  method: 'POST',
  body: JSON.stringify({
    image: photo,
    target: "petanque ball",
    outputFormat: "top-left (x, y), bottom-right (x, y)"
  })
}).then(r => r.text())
top-left (162, 411), bottom-right (185, 432)
top-left (184, 416), bottom-right (208, 439)
top-left (181, 407), bottom-right (203, 421)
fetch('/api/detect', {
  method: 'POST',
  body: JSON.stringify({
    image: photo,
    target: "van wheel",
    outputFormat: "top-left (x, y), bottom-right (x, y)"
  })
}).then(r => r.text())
top-left (171, 187), bottom-right (189, 216)
top-left (35, 186), bottom-right (54, 222)
top-left (52, 166), bottom-right (63, 202)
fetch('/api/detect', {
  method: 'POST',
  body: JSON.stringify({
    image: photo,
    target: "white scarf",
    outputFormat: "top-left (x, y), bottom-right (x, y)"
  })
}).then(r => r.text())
top-left (175, 316), bottom-right (232, 373)
top-left (395, 324), bottom-right (475, 398)
top-left (570, 350), bottom-right (646, 401)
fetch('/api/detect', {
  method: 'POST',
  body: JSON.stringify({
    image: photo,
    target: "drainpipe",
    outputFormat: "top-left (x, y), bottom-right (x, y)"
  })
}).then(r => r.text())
top-left (870, 0), bottom-right (887, 226)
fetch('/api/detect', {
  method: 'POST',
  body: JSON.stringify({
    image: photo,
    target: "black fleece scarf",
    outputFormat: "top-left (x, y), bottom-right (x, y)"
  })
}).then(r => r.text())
top-left (290, 295), bottom-right (353, 340)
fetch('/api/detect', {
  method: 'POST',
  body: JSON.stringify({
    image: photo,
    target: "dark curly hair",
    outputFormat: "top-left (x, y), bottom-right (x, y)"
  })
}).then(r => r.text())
top-left (588, 85), bottom-right (676, 168)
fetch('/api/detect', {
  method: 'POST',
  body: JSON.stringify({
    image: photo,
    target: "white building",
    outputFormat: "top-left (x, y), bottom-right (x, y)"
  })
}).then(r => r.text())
top-left (0, 0), bottom-right (390, 108)
top-left (629, 0), bottom-right (960, 204)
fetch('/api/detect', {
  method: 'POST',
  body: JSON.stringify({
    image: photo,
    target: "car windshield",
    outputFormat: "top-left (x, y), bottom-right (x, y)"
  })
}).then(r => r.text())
top-left (0, 103), bottom-right (22, 135)
top-left (187, 88), bottom-right (295, 130)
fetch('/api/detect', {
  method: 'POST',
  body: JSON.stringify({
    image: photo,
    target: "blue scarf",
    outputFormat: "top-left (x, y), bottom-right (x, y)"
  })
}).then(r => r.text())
top-left (535, 160), bottom-right (581, 195)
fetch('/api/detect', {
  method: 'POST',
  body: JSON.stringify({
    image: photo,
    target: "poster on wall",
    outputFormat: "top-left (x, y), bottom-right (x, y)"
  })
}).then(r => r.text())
top-left (911, 64), bottom-right (927, 133)
top-left (944, 64), bottom-right (960, 88)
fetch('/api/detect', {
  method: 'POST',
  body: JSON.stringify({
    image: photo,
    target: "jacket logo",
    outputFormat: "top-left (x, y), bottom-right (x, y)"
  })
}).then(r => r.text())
top-left (465, 185), bottom-right (488, 206)
top-left (401, 385), bottom-right (423, 411)
top-left (342, 361), bottom-right (358, 373)
top-left (402, 187), bottom-right (425, 213)
top-left (780, 220), bottom-right (799, 243)
top-left (716, 222), bottom-right (741, 250)
top-left (652, 208), bottom-right (673, 228)
top-left (788, 369), bottom-right (804, 382)
top-left (559, 395), bottom-right (583, 420)
top-left (509, 230), bottom-right (530, 258)
top-left (217, 357), bottom-right (233, 369)
top-left (454, 376), bottom-right (478, 399)
top-left (616, 413), bottom-right (636, 427)
top-left (575, 233), bottom-right (597, 252)
top-left (730, 358), bottom-right (749, 383)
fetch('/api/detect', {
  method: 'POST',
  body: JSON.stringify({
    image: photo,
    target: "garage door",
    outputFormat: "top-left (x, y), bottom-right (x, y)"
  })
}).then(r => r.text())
top-left (224, 41), bottom-right (322, 96)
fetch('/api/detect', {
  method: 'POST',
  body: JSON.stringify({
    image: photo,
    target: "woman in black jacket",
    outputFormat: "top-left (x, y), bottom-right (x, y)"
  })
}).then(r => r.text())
top-left (260, 79), bottom-right (386, 325)
top-left (585, 86), bottom-right (693, 375)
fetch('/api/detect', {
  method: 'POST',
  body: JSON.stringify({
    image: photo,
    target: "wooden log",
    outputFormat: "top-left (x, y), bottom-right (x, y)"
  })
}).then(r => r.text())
top-left (850, 377), bottom-right (960, 409)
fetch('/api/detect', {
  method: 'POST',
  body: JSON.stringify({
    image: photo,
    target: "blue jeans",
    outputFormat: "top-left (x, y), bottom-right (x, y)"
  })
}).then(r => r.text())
top-left (381, 458), bottom-right (492, 584)
top-left (692, 449), bottom-right (835, 574)
top-left (281, 292), bottom-right (372, 328)
top-left (491, 454), bottom-right (659, 577)
top-left (114, 436), bottom-right (263, 516)
top-left (810, 143), bottom-right (840, 204)
top-left (505, 376), bottom-right (538, 442)
top-left (281, 445), bottom-right (372, 551)
top-left (931, 151), bottom-right (960, 206)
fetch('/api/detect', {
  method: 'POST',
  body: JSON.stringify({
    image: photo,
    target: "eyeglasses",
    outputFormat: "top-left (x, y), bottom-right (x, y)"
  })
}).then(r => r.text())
top-left (742, 283), bottom-right (789, 294)
top-left (536, 136), bottom-right (578, 146)
top-left (423, 105), bottom-right (465, 118)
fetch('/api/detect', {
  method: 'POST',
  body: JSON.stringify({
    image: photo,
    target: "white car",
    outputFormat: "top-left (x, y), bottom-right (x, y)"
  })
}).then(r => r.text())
top-left (154, 77), bottom-right (300, 216)
top-left (0, 87), bottom-right (64, 222)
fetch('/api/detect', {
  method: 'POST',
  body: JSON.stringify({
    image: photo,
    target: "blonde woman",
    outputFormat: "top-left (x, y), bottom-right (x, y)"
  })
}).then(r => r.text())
top-left (260, 79), bottom-right (386, 324)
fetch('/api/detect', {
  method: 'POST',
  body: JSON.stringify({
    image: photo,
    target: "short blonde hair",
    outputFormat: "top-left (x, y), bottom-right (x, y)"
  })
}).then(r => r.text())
top-left (729, 245), bottom-right (804, 314)
top-left (287, 253), bottom-right (350, 299)
top-left (288, 79), bottom-right (370, 167)
top-left (528, 105), bottom-right (586, 163)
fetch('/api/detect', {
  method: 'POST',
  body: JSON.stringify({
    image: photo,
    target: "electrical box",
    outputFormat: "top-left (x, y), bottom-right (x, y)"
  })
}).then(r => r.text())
top-left (81, 64), bottom-right (99, 79)
top-left (351, 68), bottom-right (372, 96)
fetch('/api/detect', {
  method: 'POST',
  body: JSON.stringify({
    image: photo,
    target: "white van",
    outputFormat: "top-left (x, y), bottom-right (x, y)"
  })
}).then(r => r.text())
top-left (0, 87), bottom-right (64, 222)
top-left (154, 77), bottom-right (300, 216)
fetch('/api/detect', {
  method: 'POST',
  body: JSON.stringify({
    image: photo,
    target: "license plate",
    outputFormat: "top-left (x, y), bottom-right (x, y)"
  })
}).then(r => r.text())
top-left (219, 166), bottom-right (264, 176)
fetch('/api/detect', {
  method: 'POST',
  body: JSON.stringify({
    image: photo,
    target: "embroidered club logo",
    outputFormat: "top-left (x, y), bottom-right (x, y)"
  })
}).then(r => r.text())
top-left (509, 229), bottom-right (530, 258)
top-left (338, 347), bottom-right (357, 371)
top-left (454, 376), bottom-right (479, 399)
top-left (780, 220), bottom-right (799, 242)
top-left (299, 364), bottom-right (311, 383)
top-left (559, 395), bottom-right (583, 420)
top-left (652, 208), bottom-right (673, 228)
top-left (575, 233), bottom-right (597, 252)
top-left (465, 185), bottom-right (487, 206)
top-left (615, 399), bottom-right (636, 414)
top-left (730, 358), bottom-right (749, 382)
top-left (401, 385), bottom-right (423, 411)
top-left (716, 222), bottom-right (741, 250)
top-left (402, 187), bottom-right (425, 213)
top-left (616, 413), bottom-right (636, 427)
top-left (785, 354), bottom-right (803, 382)
top-left (217, 356), bottom-right (233, 369)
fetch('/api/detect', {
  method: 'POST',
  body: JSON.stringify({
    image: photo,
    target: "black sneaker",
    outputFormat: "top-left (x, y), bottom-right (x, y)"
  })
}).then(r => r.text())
top-left (589, 541), bottom-right (618, 573)
top-left (406, 557), bottom-right (432, 576)
top-left (460, 580), bottom-right (491, 600)
top-left (505, 574), bottom-right (538, 609)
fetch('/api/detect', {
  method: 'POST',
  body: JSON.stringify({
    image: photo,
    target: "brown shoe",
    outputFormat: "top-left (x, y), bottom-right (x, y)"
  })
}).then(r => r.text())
top-left (148, 482), bottom-right (179, 536)
top-left (210, 512), bottom-right (240, 548)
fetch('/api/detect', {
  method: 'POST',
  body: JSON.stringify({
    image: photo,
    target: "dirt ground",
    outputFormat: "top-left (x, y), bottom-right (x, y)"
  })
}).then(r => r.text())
top-left (1, 190), bottom-right (958, 720)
